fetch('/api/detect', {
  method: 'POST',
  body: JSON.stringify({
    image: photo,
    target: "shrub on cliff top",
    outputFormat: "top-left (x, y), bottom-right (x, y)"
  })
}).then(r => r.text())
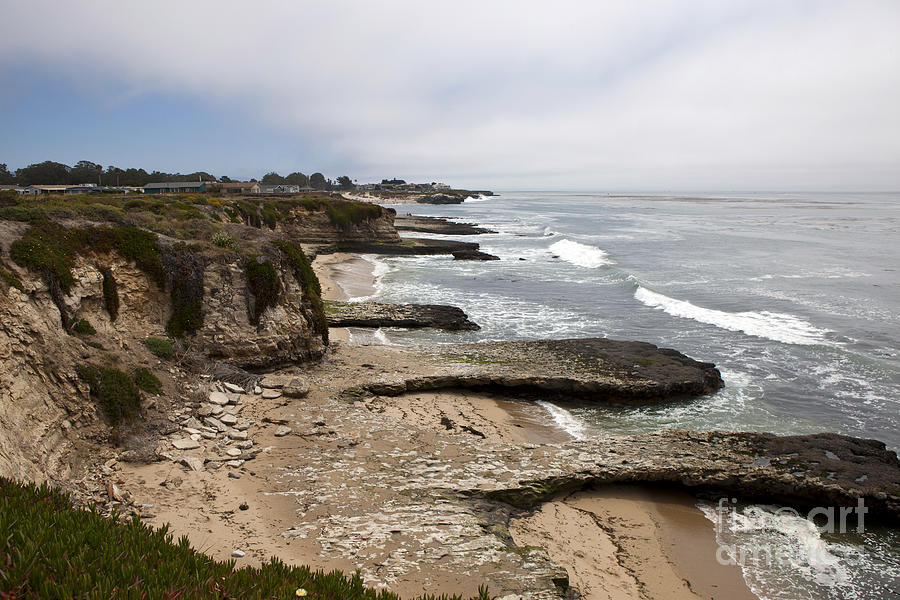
top-left (0, 478), bottom-right (491, 599)
top-left (9, 221), bottom-right (77, 292)
top-left (245, 255), bottom-right (280, 325)
top-left (75, 364), bottom-right (142, 425)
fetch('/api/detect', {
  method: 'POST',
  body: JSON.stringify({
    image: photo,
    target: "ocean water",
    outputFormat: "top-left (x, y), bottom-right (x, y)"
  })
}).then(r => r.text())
top-left (351, 191), bottom-right (900, 599)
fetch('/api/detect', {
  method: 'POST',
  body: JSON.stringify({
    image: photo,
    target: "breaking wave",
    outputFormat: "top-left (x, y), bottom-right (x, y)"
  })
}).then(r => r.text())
top-left (634, 286), bottom-right (830, 345)
top-left (549, 239), bottom-right (614, 268)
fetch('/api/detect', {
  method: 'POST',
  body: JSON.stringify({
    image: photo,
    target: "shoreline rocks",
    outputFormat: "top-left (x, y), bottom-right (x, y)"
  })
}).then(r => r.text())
top-left (349, 337), bottom-right (724, 404)
top-left (394, 214), bottom-right (496, 235)
top-left (326, 301), bottom-right (480, 331)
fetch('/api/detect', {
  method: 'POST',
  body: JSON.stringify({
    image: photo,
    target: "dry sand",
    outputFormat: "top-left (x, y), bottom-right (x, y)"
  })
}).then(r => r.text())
top-left (111, 253), bottom-right (757, 600)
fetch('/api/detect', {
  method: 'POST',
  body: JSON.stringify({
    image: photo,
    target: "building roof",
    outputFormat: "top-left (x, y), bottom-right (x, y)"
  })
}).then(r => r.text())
top-left (29, 184), bottom-right (77, 190)
top-left (143, 181), bottom-right (206, 188)
top-left (219, 182), bottom-right (259, 188)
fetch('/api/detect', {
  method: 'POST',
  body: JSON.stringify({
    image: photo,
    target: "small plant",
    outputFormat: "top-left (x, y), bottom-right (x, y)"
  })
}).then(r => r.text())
top-left (76, 364), bottom-right (142, 425)
top-left (211, 230), bottom-right (237, 250)
top-left (71, 318), bottom-right (97, 335)
top-left (133, 367), bottom-right (162, 395)
top-left (144, 336), bottom-right (174, 359)
top-left (273, 240), bottom-right (327, 338)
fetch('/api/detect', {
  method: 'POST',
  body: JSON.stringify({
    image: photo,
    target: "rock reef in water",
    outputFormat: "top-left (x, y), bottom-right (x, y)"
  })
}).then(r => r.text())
top-left (326, 301), bottom-right (480, 331)
top-left (350, 337), bottom-right (724, 403)
top-left (394, 214), bottom-right (496, 235)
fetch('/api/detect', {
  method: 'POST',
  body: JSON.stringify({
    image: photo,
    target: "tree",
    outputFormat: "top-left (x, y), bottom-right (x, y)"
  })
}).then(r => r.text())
top-left (0, 164), bottom-right (15, 185)
top-left (219, 176), bottom-right (233, 183)
top-left (336, 175), bottom-right (354, 191)
top-left (16, 161), bottom-right (70, 185)
top-left (261, 172), bottom-right (285, 184)
top-left (309, 172), bottom-right (327, 190)
top-left (70, 160), bottom-right (104, 184)
top-left (284, 172), bottom-right (309, 187)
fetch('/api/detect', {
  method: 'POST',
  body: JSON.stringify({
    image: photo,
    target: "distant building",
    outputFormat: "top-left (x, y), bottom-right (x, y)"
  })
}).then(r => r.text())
top-left (218, 182), bottom-right (261, 195)
top-left (259, 184), bottom-right (311, 195)
top-left (0, 185), bottom-right (23, 194)
top-left (143, 182), bottom-right (207, 194)
top-left (23, 184), bottom-right (98, 195)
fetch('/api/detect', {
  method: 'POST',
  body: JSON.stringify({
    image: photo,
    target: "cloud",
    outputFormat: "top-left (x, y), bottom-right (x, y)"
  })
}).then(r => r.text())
top-left (1, 0), bottom-right (898, 188)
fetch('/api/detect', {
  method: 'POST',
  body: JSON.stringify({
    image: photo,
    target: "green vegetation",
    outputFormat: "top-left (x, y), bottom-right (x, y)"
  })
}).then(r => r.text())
top-left (274, 240), bottom-right (328, 337)
top-left (75, 364), bottom-right (142, 425)
top-left (9, 221), bottom-right (77, 292)
top-left (71, 318), bottom-right (96, 335)
top-left (144, 336), bottom-right (175, 359)
top-left (0, 260), bottom-right (23, 294)
top-left (9, 222), bottom-right (164, 294)
top-left (245, 256), bottom-right (280, 325)
top-left (133, 367), bottom-right (162, 395)
top-left (212, 230), bottom-right (238, 249)
top-left (101, 268), bottom-right (119, 320)
top-left (0, 478), bottom-right (490, 600)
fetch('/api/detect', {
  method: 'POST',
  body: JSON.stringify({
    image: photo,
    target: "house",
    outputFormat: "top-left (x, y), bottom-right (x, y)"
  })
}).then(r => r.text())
top-left (259, 184), bottom-right (308, 195)
top-left (218, 182), bottom-right (261, 195)
top-left (23, 184), bottom-right (98, 195)
top-left (0, 185), bottom-right (24, 194)
top-left (143, 182), bottom-right (207, 194)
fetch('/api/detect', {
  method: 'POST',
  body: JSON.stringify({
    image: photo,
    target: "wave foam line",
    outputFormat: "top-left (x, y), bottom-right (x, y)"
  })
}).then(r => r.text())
top-left (634, 286), bottom-right (829, 346)
top-left (536, 400), bottom-right (587, 440)
top-left (549, 239), bottom-right (614, 268)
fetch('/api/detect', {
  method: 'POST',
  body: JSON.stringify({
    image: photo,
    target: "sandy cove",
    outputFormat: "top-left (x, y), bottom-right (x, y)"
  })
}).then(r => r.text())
top-left (110, 252), bottom-right (759, 600)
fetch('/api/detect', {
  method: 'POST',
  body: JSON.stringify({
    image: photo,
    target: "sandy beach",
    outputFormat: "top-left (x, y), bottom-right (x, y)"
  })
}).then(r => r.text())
top-left (108, 252), bottom-right (758, 599)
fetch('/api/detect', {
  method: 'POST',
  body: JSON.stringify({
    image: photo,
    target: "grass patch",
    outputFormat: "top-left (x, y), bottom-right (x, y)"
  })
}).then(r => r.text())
top-left (144, 336), bottom-right (174, 359)
top-left (0, 478), bottom-right (490, 600)
top-left (132, 367), bottom-right (162, 395)
top-left (245, 256), bottom-right (280, 325)
top-left (71, 318), bottom-right (96, 335)
top-left (164, 244), bottom-right (205, 338)
top-left (9, 221), bottom-right (77, 292)
top-left (75, 364), bottom-right (142, 425)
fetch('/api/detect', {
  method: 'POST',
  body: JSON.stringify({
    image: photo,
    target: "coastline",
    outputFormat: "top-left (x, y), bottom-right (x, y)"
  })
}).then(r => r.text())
top-left (310, 251), bottom-right (758, 599)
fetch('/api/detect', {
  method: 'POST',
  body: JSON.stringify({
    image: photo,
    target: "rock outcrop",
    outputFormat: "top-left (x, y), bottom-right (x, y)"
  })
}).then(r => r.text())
top-left (394, 215), bottom-right (496, 235)
top-left (350, 338), bottom-right (724, 403)
top-left (326, 301), bottom-right (480, 331)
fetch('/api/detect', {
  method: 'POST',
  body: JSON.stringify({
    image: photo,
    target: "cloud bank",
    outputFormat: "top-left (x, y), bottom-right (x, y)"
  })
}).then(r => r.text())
top-left (1, 0), bottom-right (898, 189)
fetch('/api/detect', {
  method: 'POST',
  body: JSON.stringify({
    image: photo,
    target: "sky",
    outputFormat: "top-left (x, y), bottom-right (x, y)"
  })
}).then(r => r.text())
top-left (1, 1), bottom-right (898, 191)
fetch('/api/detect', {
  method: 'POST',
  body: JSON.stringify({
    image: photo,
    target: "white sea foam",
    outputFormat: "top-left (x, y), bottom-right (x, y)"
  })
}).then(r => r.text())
top-left (348, 256), bottom-right (389, 302)
top-left (464, 194), bottom-right (490, 202)
top-left (695, 502), bottom-right (880, 600)
top-left (549, 239), bottom-right (614, 268)
top-left (634, 286), bottom-right (829, 345)
top-left (536, 401), bottom-right (587, 440)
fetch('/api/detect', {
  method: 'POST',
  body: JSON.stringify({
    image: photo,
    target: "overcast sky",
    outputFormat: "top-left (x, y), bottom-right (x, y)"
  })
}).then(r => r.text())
top-left (1, 1), bottom-right (898, 190)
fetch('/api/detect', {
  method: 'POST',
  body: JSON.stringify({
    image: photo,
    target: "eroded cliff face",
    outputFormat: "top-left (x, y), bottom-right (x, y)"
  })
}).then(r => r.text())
top-left (194, 252), bottom-right (326, 369)
top-left (0, 242), bottom-right (326, 482)
top-left (278, 207), bottom-right (400, 244)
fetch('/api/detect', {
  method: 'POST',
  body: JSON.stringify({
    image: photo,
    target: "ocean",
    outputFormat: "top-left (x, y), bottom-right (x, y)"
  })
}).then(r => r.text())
top-left (350, 191), bottom-right (900, 599)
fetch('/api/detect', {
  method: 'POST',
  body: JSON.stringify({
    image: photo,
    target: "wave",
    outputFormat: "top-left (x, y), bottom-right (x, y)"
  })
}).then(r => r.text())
top-left (634, 286), bottom-right (829, 346)
top-left (347, 256), bottom-right (390, 302)
top-left (549, 239), bottom-right (614, 268)
top-left (536, 401), bottom-right (587, 440)
top-left (464, 194), bottom-right (490, 202)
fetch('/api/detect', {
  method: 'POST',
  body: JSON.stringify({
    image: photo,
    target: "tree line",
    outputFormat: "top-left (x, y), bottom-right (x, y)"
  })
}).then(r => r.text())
top-left (0, 160), bottom-right (356, 191)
